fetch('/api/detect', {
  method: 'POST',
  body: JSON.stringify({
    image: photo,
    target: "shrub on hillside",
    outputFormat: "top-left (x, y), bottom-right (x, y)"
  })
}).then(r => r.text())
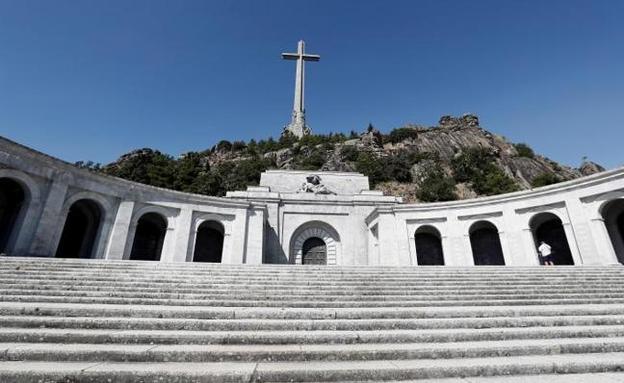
top-left (531, 173), bottom-right (562, 188)
top-left (385, 127), bottom-right (419, 144)
top-left (356, 152), bottom-right (388, 187)
top-left (513, 143), bottom-right (535, 158)
top-left (340, 145), bottom-right (359, 162)
top-left (477, 167), bottom-right (519, 195)
top-left (295, 148), bottom-right (327, 170)
top-left (231, 140), bottom-right (247, 152)
top-left (215, 140), bottom-right (232, 152)
top-left (451, 148), bottom-right (519, 196)
top-left (416, 166), bottom-right (457, 202)
top-left (104, 149), bottom-right (176, 189)
top-left (384, 152), bottom-right (413, 183)
top-left (174, 152), bottom-right (204, 192)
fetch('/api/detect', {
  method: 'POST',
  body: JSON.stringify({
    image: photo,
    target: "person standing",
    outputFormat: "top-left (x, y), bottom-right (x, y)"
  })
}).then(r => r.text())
top-left (538, 241), bottom-right (554, 266)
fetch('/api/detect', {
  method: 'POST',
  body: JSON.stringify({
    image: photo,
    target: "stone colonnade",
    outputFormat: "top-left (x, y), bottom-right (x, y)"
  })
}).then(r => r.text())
top-left (369, 175), bottom-right (624, 266)
top-left (2, 136), bottom-right (624, 267)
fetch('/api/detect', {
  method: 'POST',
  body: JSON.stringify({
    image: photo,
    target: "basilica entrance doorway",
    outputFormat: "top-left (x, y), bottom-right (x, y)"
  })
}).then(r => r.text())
top-left (290, 221), bottom-right (340, 265)
top-left (302, 237), bottom-right (327, 265)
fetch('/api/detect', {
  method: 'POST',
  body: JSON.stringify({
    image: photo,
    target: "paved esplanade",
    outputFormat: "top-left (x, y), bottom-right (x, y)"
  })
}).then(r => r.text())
top-left (282, 40), bottom-right (320, 138)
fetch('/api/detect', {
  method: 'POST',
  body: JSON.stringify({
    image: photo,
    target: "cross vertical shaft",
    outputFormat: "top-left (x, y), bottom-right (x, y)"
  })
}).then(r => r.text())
top-left (282, 40), bottom-right (320, 138)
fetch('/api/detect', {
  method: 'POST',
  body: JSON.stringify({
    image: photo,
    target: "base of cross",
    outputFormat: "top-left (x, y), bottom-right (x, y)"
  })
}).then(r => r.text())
top-left (283, 110), bottom-right (311, 138)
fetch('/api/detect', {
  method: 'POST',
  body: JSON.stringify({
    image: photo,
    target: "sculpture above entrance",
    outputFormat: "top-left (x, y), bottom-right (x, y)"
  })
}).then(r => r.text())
top-left (259, 170), bottom-right (370, 195)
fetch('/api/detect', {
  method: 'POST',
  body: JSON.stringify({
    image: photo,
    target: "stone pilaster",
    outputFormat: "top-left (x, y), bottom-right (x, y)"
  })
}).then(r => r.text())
top-left (104, 201), bottom-right (135, 260)
top-left (29, 174), bottom-right (71, 257)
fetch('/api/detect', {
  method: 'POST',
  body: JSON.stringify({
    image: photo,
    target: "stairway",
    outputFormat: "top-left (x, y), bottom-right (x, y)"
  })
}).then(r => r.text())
top-left (1, 257), bottom-right (624, 382)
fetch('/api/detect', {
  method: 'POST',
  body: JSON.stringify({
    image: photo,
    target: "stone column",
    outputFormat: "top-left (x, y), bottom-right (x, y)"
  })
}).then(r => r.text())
top-left (589, 217), bottom-right (620, 264)
top-left (29, 175), bottom-right (70, 257)
top-left (565, 198), bottom-right (600, 265)
top-left (10, 198), bottom-right (43, 257)
top-left (159, 223), bottom-right (177, 263)
top-left (395, 217), bottom-right (412, 265)
top-left (244, 206), bottom-right (265, 265)
top-left (224, 210), bottom-right (248, 264)
top-left (562, 220), bottom-right (583, 265)
top-left (104, 201), bottom-right (135, 260)
top-left (376, 210), bottom-right (402, 265)
top-left (165, 208), bottom-right (193, 263)
top-left (520, 227), bottom-right (540, 266)
top-left (444, 216), bottom-right (473, 266)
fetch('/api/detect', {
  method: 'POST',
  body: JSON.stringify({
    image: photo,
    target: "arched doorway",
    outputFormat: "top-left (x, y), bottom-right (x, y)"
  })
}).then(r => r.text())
top-left (193, 220), bottom-right (224, 263)
top-left (129, 212), bottom-right (167, 261)
top-left (601, 199), bottom-right (624, 264)
top-left (415, 226), bottom-right (444, 265)
top-left (290, 221), bottom-right (340, 265)
top-left (302, 237), bottom-right (327, 265)
top-left (530, 212), bottom-right (574, 265)
top-left (55, 199), bottom-right (102, 259)
top-left (0, 178), bottom-right (26, 253)
top-left (469, 221), bottom-right (505, 265)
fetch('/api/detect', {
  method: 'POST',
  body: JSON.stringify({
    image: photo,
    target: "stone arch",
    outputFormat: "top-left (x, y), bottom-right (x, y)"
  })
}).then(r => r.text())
top-left (0, 171), bottom-right (40, 255)
top-left (129, 212), bottom-right (168, 261)
top-left (529, 212), bottom-right (574, 265)
top-left (469, 220), bottom-right (505, 265)
top-left (414, 225), bottom-right (444, 266)
top-left (600, 199), bottom-right (624, 264)
top-left (290, 221), bottom-right (340, 265)
top-left (193, 220), bottom-right (225, 263)
top-left (55, 191), bottom-right (113, 259)
top-left (55, 199), bottom-right (103, 259)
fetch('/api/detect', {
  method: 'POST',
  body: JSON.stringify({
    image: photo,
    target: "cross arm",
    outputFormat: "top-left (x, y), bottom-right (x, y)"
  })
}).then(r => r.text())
top-left (302, 54), bottom-right (320, 62)
top-left (281, 53), bottom-right (299, 60)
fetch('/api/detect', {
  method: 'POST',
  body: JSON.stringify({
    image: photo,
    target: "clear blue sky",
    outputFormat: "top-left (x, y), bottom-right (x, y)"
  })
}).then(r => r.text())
top-left (0, 0), bottom-right (622, 168)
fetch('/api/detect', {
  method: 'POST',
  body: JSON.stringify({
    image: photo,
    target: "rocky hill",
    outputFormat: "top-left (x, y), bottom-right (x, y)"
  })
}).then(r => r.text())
top-left (95, 114), bottom-right (604, 203)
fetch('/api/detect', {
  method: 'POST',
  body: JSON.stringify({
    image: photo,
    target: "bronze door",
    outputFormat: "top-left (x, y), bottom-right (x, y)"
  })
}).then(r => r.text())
top-left (302, 237), bottom-right (327, 265)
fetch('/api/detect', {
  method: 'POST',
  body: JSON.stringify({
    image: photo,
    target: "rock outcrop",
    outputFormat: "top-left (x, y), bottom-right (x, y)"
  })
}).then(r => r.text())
top-left (103, 114), bottom-right (604, 202)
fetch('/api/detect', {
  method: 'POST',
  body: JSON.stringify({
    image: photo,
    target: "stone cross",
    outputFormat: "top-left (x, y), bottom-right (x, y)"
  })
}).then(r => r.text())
top-left (282, 40), bottom-right (320, 138)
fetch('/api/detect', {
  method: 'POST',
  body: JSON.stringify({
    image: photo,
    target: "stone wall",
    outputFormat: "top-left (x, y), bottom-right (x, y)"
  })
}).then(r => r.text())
top-left (1, 136), bottom-right (624, 267)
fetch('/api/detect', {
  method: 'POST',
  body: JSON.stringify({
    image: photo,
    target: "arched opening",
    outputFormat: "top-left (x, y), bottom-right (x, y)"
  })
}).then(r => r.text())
top-left (0, 178), bottom-right (26, 253)
top-left (530, 212), bottom-right (574, 265)
top-left (55, 199), bottom-right (102, 259)
top-left (302, 237), bottom-right (327, 265)
top-left (129, 212), bottom-right (167, 261)
top-left (602, 199), bottom-right (624, 264)
top-left (193, 220), bottom-right (224, 263)
top-left (469, 221), bottom-right (505, 265)
top-left (415, 226), bottom-right (444, 266)
top-left (290, 221), bottom-right (340, 265)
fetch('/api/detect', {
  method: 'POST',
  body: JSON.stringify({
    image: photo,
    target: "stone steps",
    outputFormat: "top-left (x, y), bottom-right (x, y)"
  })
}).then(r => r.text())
top-left (5, 271), bottom-right (624, 283)
top-left (5, 295), bottom-right (624, 308)
top-left (3, 314), bottom-right (624, 331)
top-left (6, 287), bottom-right (624, 301)
top-left (2, 353), bottom-right (624, 382)
top-left (4, 301), bottom-right (624, 319)
top-left (4, 325), bottom-right (624, 345)
top-left (2, 257), bottom-right (624, 381)
top-left (3, 337), bottom-right (624, 362)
